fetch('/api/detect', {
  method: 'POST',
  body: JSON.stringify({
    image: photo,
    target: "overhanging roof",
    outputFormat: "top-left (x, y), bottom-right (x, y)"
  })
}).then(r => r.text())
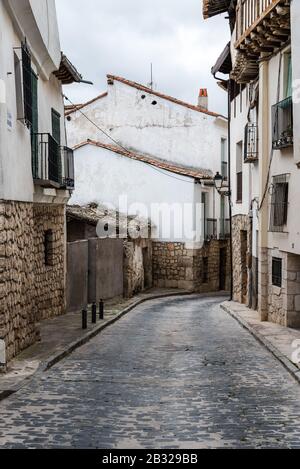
top-left (202, 0), bottom-right (231, 19)
top-left (54, 53), bottom-right (83, 85)
top-left (211, 42), bottom-right (232, 76)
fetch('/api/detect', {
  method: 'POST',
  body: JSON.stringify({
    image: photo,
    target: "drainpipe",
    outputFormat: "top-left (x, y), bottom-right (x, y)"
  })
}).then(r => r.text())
top-left (227, 80), bottom-right (233, 301)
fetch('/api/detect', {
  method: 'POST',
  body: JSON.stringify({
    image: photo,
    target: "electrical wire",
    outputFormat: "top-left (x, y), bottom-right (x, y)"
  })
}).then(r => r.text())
top-left (63, 94), bottom-right (209, 185)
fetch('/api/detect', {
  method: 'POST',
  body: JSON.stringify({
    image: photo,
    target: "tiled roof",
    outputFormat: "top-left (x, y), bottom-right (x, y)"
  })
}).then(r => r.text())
top-left (74, 139), bottom-right (213, 180)
top-left (107, 74), bottom-right (226, 119)
top-left (66, 204), bottom-right (151, 235)
top-left (65, 92), bottom-right (108, 116)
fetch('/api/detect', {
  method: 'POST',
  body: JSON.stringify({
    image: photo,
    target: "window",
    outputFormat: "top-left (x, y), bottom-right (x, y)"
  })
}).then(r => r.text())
top-left (221, 138), bottom-right (228, 180)
top-left (269, 174), bottom-right (289, 232)
top-left (236, 141), bottom-right (243, 203)
top-left (31, 71), bottom-right (38, 170)
top-left (14, 42), bottom-right (33, 127)
top-left (202, 257), bottom-right (208, 283)
top-left (44, 230), bottom-right (54, 266)
top-left (285, 52), bottom-right (292, 99)
top-left (272, 257), bottom-right (282, 288)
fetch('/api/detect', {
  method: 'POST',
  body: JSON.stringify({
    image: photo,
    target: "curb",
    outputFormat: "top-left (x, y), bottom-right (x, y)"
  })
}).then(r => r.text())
top-left (221, 303), bottom-right (300, 385)
top-left (0, 290), bottom-right (200, 402)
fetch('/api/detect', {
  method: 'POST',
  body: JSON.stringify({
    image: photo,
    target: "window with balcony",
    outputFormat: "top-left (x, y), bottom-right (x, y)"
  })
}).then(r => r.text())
top-left (272, 97), bottom-right (293, 150)
top-left (244, 123), bottom-right (258, 162)
top-left (269, 174), bottom-right (289, 232)
top-left (236, 141), bottom-right (243, 203)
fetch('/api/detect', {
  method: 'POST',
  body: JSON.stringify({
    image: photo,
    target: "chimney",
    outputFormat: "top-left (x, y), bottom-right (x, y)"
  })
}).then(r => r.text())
top-left (198, 88), bottom-right (208, 110)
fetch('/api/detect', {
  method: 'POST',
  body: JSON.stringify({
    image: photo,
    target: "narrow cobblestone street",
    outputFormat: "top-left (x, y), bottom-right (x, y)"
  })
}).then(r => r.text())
top-left (0, 295), bottom-right (300, 449)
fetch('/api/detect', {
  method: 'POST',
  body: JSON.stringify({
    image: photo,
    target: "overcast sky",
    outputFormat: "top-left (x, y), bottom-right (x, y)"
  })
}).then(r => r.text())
top-left (56, 0), bottom-right (230, 115)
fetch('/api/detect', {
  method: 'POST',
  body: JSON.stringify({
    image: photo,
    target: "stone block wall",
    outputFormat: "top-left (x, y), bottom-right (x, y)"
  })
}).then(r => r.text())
top-left (152, 240), bottom-right (231, 292)
top-left (0, 200), bottom-right (66, 365)
top-left (33, 204), bottom-right (66, 321)
top-left (263, 249), bottom-right (300, 328)
top-left (0, 201), bottom-right (38, 363)
top-left (232, 214), bottom-right (251, 305)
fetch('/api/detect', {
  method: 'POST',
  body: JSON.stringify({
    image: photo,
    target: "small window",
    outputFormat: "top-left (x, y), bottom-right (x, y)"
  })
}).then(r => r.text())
top-left (141, 95), bottom-right (146, 100)
top-left (202, 257), bottom-right (208, 283)
top-left (44, 230), bottom-right (54, 266)
top-left (272, 257), bottom-right (282, 288)
top-left (152, 100), bottom-right (157, 106)
top-left (269, 175), bottom-right (289, 232)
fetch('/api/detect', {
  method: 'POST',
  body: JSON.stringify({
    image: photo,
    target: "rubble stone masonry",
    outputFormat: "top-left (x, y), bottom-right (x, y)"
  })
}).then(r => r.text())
top-left (0, 200), bottom-right (66, 365)
top-left (152, 240), bottom-right (230, 292)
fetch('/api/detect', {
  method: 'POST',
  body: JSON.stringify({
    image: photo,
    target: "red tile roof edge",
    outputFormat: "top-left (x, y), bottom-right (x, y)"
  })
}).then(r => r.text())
top-left (65, 92), bottom-right (108, 116)
top-left (74, 139), bottom-right (213, 180)
top-left (107, 74), bottom-right (227, 119)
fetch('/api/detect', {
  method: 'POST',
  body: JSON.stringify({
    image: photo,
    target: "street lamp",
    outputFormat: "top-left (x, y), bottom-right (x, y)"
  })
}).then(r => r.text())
top-left (213, 172), bottom-right (231, 197)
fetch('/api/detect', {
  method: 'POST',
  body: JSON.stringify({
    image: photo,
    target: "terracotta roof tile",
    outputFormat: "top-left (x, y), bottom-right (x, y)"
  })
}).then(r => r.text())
top-left (74, 139), bottom-right (213, 180)
top-left (106, 74), bottom-right (226, 119)
top-left (65, 92), bottom-right (108, 116)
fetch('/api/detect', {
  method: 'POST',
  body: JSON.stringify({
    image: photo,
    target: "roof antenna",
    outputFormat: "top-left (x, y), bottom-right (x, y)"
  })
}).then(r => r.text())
top-left (148, 63), bottom-right (153, 90)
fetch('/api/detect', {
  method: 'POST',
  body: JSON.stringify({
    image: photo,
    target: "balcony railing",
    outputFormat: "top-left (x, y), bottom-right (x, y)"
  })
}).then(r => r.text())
top-left (235, 0), bottom-right (288, 45)
top-left (32, 133), bottom-right (75, 189)
top-left (232, 1), bottom-right (290, 83)
top-left (62, 146), bottom-right (75, 190)
top-left (219, 219), bottom-right (231, 239)
top-left (205, 218), bottom-right (218, 241)
top-left (272, 97), bottom-right (293, 150)
top-left (244, 123), bottom-right (259, 162)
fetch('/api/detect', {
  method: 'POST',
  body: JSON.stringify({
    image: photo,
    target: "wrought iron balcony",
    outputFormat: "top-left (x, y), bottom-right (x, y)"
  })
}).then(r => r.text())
top-left (219, 219), bottom-right (231, 239)
top-left (272, 97), bottom-right (293, 150)
top-left (61, 146), bottom-right (75, 190)
top-left (31, 133), bottom-right (75, 189)
top-left (244, 123), bottom-right (259, 162)
top-left (205, 218), bottom-right (218, 241)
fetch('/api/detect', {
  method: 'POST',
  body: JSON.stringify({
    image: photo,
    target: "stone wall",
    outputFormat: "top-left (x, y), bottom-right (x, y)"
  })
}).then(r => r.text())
top-left (232, 214), bottom-right (251, 305)
top-left (33, 204), bottom-right (66, 321)
top-left (0, 200), bottom-right (66, 365)
top-left (263, 250), bottom-right (300, 328)
top-left (0, 201), bottom-right (38, 364)
top-left (124, 239), bottom-right (152, 298)
top-left (152, 240), bottom-right (231, 292)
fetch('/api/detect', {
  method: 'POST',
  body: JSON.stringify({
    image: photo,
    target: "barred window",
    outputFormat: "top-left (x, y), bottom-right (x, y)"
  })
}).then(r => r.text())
top-left (272, 258), bottom-right (282, 288)
top-left (14, 41), bottom-right (33, 127)
top-left (269, 174), bottom-right (289, 232)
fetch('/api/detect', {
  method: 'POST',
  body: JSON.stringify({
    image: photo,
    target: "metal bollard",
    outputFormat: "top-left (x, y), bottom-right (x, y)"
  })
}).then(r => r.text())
top-left (92, 302), bottom-right (97, 324)
top-left (82, 309), bottom-right (87, 330)
top-left (99, 299), bottom-right (104, 320)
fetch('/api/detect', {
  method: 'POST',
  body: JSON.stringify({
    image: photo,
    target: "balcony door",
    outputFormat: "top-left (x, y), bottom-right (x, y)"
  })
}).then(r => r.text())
top-left (31, 71), bottom-right (38, 178)
top-left (51, 109), bottom-right (61, 183)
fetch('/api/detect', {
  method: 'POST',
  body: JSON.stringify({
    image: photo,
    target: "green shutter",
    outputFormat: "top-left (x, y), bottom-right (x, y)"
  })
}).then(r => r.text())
top-left (31, 71), bottom-right (38, 177)
top-left (51, 109), bottom-right (61, 144)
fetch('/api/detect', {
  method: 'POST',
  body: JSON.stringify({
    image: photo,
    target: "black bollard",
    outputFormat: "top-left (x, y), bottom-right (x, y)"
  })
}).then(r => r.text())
top-left (99, 299), bottom-right (104, 320)
top-left (92, 302), bottom-right (97, 324)
top-left (82, 309), bottom-right (87, 330)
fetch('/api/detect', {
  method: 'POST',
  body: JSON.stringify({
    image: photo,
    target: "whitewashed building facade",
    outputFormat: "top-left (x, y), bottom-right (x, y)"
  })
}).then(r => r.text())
top-left (204, 0), bottom-right (300, 328)
top-left (66, 75), bottom-right (231, 292)
top-left (0, 0), bottom-right (81, 365)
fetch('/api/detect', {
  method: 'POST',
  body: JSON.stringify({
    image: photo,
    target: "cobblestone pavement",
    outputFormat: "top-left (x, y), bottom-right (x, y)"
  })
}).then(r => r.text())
top-left (0, 295), bottom-right (300, 449)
